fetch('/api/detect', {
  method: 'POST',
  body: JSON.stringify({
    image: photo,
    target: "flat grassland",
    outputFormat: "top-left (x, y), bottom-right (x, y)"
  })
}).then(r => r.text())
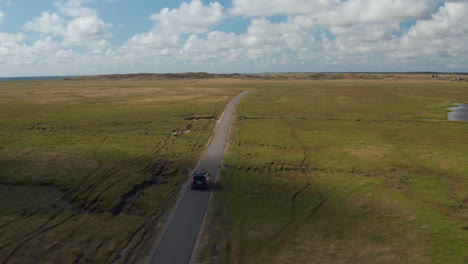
top-left (198, 78), bottom-right (468, 263)
top-left (0, 78), bottom-right (243, 263)
top-left (1, 75), bottom-right (467, 264)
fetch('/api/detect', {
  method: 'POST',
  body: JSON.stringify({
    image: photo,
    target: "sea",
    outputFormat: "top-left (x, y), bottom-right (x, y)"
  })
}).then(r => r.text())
top-left (0, 76), bottom-right (82, 82)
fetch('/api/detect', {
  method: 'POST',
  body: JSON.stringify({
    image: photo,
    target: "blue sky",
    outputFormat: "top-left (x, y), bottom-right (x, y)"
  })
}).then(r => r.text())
top-left (0, 0), bottom-right (467, 76)
top-left (0, 0), bottom-right (281, 43)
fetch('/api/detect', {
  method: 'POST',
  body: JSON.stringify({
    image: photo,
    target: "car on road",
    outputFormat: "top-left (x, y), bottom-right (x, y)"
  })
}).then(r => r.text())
top-left (191, 169), bottom-right (211, 190)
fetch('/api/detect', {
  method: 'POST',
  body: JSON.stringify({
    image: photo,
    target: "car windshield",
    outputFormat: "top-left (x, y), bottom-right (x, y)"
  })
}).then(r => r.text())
top-left (193, 171), bottom-right (206, 177)
top-left (193, 176), bottom-right (206, 181)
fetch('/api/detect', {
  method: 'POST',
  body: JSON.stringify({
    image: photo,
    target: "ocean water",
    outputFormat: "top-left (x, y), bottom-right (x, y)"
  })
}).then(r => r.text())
top-left (0, 76), bottom-right (81, 82)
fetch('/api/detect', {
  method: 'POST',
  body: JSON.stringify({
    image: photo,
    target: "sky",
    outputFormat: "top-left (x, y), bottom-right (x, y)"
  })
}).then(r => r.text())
top-left (0, 0), bottom-right (467, 77)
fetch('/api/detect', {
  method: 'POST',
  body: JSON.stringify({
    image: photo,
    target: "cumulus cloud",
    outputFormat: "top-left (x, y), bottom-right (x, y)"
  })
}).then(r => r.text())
top-left (180, 31), bottom-right (241, 62)
top-left (407, 2), bottom-right (468, 38)
top-left (121, 0), bottom-right (225, 61)
top-left (0, 32), bottom-right (28, 66)
top-left (124, 32), bottom-right (179, 51)
top-left (230, 0), bottom-right (339, 16)
top-left (318, 0), bottom-right (433, 26)
top-left (397, 1), bottom-right (468, 63)
top-left (174, 1), bottom-right (468, 70)
top-left (177, 16), bottom-right (321, 65)
top-left (23, 1), bottom-right (112, 50)
top-left (0, 37), bottom-right (61, 66)
top-left (3, 0), bottom-right (468, 75)
top-left (0, 33), bottom-right (25, 43)
top-left (55, 49), bottom-right (74, 60)
top-left (231, 0), bottom-right (434, 25)
top-left (63, 16), bottom-right (112, 45)
top-left (23, 12), bottom-right (65, 35)
top-left (149, 0), bottom-right (224, 34)
top-left (55, 0), bottom-right (97, 17)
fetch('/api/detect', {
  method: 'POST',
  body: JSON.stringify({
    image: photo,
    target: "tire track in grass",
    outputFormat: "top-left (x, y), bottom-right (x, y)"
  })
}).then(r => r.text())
top-left (81, 117), bottom-right (194, 202)
top-left (81, 134), bottom-right (170, 195)
top-left (290, 182), bottom-right (311, 222)
top-left (65, 136), bottom-right (109, 199)
top-left (0, 213), bottom-right (61, 251)
top-left (0, 206), bottom-right (52, 230)
top-left (85, 115), bottom-right (210, 212)
top-left (110, 161), bottom-right (168, 216)
top-left (81, 133), bottom-right (176, 212)
top-left (33, 226), bottom-right (79, 263)
top-left (76, 134), bottom-right (173, 209)
top-left (111, 221), bottom-right (146, 264)
top-left (2, 214), bottom-right (76, 264)
top-left (69, 119), bottom-right (200, 262)
top-left (241, 145), bottom-right (325, 262)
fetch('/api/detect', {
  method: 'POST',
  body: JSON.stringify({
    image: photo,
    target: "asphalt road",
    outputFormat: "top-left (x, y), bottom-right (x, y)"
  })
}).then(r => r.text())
top-left (148, 91), bottom-right (250, 264)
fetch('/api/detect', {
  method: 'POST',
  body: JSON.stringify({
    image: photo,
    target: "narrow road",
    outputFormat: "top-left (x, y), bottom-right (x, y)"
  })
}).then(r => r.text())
top-left (148, 91), bottom-right (250, 264)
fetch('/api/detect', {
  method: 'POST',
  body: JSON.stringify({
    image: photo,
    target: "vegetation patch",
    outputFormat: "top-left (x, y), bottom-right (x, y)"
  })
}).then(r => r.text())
top-left (2, 75), bottom-right (467, 263)
top-left (198, 79), bottom-right (468, 264)
top-left (0, 78), bottom-right (243, 263)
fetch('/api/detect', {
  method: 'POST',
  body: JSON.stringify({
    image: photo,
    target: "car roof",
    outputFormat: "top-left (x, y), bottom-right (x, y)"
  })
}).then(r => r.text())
top-left (193, 170), bottom-right (207, 177)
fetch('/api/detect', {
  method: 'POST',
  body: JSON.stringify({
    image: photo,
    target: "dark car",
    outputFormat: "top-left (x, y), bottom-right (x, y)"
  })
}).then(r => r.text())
top-left (191, 169), bottom-right (211, 190)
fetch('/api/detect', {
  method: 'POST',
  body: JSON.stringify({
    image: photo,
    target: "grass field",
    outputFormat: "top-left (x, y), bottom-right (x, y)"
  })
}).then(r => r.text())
top-left (197, 79), bottom-right (468, 264)
top-left (1, 75), bottom-right (467, 264)
top-left (0, 78), bottom-right (243, 263)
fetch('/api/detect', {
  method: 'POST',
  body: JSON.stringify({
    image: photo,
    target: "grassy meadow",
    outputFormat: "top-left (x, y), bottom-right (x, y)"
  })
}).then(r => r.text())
top-left (198, 79), bottom-right (468, 263)
top-left (1, 75), bottom-right (467, 264)
top-left (0, 77), bottom-right (243, 263)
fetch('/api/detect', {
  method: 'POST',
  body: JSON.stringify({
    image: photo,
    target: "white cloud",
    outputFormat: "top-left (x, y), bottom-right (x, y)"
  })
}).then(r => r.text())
top-left (55, 49), bottom-right (74, 60)
top-left (149, 0), bottom-right (224, 34)
top-left (178, 17), bottom-right (320, 64)
top-left (0, 32), bottom-right (28, 66)
top-left (180, 31), bottom-right (241, 62)
top-left (63, 16), bottom-right (112, 45)
top-left (124, 32), bottom-right (179, 51)
top-left (0, 11), bottom-right (4, 24)
top-left (407, 2), bottom-right (468, 38)
top-left (3, 0), bottom-right (468, 76)
top-left (23, 12), bottom-right (65, 35)
top-left (397, 2), bottom-right (468, 61)
top-left (23, 2), bottom-right (112, 50)
top-left (318, 0), bottom-right (433, 26)
top-left (230, 0), bottom-right (339, 16)
top-left (121, 0), bottom-right (225, 61)
top-left (330, 23), bottom-right (400, 42)
top-left (88, 39), bottom-right (111, 54)
top-left (231, 0), bottom-right (434, 25)
top-left (175, 1), bottom-right (468, 70)
top-left (0, 32), bottom-right (25, 43)
top-left (0, 37), bottom-right (60, 66)
top-left (55, 0), bottom-right (97, 17)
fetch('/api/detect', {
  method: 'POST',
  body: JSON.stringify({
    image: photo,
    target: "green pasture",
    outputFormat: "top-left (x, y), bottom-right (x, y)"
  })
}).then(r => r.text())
top-left (1, 76), bottom-right (467, 264)
top-left (0, 78), bottom-right (242, 263)
top-left (199, 79), bottom-right (468, 264)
